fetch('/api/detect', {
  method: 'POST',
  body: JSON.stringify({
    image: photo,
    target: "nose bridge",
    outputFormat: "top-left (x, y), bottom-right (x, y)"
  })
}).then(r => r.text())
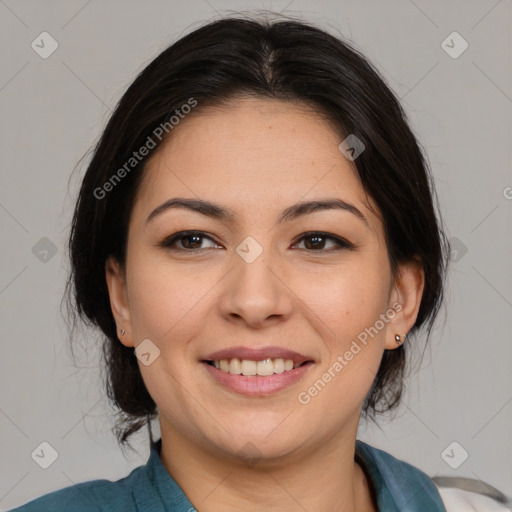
top-left (219, 234), bottom-right (293, 325)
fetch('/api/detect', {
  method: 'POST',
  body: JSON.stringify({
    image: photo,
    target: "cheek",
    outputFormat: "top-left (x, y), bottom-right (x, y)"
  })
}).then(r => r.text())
top-left (303, 260), bottom-right (391, 340)
top-left (127, 255), bottom-right (211, 343)
top-left (125, 251), bottom-right (217, 399)
top-left (299, 263), bottom-right (391, 396)
top-left (126, 257), bottom-right (209, 412)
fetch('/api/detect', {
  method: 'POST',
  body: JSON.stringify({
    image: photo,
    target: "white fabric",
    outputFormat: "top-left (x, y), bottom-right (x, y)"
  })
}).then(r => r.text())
top-left (437, 486), bottom-right (512, 511)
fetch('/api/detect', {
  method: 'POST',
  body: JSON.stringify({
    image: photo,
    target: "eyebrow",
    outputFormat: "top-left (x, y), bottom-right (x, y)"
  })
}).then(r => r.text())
top-left (145, 197), bottom-right (370, 228)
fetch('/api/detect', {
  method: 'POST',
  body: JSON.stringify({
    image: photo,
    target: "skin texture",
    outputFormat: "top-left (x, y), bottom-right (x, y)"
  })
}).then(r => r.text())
top-left (105, 96), bottom-right (424, 512)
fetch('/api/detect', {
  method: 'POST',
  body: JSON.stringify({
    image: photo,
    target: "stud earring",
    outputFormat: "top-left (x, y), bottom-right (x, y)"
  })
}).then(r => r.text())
top-left (395, 334), bottom-right (405, 346)
top-left (120, 329), bottom-right (125, 336)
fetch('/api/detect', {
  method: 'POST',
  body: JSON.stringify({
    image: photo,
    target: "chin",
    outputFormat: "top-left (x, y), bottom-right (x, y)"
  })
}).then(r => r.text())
top-left (208, 424), bottom-right (307, 463)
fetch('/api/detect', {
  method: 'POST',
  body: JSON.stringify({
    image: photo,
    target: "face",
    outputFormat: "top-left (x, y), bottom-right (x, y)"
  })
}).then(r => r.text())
top-left (106, 96), bottom-right (424, 463)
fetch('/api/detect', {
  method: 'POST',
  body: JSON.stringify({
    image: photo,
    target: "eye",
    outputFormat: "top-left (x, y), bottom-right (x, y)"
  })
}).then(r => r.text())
top-left (293, 232), bottom-right (353, 252)
top-left (157, 231), bottom-right (221, 251)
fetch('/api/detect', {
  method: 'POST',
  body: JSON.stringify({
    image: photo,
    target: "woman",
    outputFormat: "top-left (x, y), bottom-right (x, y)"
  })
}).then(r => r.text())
top-left (9, 14), bottom-right (464, 512)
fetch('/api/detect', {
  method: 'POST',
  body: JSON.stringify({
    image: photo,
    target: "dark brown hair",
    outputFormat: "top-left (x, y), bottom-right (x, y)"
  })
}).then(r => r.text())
top-left (64, 14), bottom-right (450, 449)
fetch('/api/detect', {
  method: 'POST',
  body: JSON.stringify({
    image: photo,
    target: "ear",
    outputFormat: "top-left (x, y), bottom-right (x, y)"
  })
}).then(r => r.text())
top-left (384, 257), bottom-right (425, 350)
top-left (105, 256), bottom-right (134, 348)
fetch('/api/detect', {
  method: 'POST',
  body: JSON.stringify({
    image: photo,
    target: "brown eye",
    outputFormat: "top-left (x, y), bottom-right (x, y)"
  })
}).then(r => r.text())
top-left (294, 232), bottom-right (353, 252)
top-left (158, 231), bottom-right (220, 251)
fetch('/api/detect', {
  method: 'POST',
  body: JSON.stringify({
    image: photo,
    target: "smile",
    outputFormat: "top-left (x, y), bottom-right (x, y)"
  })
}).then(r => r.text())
top-left (200, 345), bottom-right (315, 395)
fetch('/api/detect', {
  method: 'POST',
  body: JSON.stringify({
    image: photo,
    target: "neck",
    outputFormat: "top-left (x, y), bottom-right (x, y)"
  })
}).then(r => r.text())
top-left (158, 419), bottom-right (377, 512)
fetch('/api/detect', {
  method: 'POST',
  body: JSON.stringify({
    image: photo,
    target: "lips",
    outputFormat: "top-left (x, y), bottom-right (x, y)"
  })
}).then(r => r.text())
top-left (200, 346), bottom-right (316, 395)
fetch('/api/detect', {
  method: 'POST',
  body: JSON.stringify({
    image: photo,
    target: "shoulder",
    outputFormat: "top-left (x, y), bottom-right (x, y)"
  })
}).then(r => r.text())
top-left (355, 439), bottom-right (446, 511)
top-left (7, 464), bottom-right (146, 512)
top-left (356, 440), bottom-right (512, 512)
top-left (356, 439), bottom-right (442, 489)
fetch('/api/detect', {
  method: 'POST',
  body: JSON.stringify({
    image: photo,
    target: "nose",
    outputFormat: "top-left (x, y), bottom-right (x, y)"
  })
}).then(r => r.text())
top-left (218, 246), bottom-right (294, 328)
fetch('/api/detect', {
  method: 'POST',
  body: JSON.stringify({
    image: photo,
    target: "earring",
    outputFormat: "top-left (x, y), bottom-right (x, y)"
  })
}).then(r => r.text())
top-left (395, 334), bottom-right (405, 346)
top-left (120, 329), bottom-right (125, 336)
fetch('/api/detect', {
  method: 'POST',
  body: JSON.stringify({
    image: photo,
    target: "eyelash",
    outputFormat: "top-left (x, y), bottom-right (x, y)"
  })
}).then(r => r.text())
top-left (157, 230), bottom-right (354, 253)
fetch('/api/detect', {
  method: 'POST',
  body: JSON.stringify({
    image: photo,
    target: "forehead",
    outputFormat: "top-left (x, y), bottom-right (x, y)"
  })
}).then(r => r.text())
top-left (133, 96), bottom-right (379, 228)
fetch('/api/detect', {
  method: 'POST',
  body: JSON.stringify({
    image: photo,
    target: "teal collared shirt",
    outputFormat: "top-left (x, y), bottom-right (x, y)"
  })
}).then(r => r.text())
top-left (8, 438), bottom-right (446, 511)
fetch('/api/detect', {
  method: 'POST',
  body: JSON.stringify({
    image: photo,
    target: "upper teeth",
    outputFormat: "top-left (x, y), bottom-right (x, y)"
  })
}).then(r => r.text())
top-left (213, 358), bottom-right (301, 376)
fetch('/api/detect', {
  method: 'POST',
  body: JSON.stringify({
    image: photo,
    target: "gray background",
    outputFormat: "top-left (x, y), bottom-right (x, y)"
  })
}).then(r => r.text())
top-left (1, 0), bottom-right (511, 509)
